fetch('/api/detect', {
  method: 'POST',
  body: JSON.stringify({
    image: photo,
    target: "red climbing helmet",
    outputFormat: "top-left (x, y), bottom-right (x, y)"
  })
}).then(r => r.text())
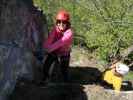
top-left (56, 9), bottom-right (70, 22)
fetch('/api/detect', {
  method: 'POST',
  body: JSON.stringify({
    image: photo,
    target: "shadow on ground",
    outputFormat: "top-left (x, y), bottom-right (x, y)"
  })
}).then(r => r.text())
top-left (10, 66), bottom-right (102, 100)
top-left (10, 81), bottom-right (87, 100)
top-left (69, 66), bottom-right (102, 85)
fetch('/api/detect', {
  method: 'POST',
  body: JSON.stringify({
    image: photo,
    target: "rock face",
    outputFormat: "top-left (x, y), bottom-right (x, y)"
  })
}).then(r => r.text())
top-left (0, 0), bottom-right (48, 99)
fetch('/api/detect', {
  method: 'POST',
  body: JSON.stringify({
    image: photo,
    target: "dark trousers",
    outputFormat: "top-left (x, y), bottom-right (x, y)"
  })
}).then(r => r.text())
top-left (60, 55), bottom-right (70, 81)
top-left (43, 53), bottom-right (70, 82)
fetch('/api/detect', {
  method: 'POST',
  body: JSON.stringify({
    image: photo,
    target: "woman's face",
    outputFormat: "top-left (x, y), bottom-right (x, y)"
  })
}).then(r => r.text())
top-left (56, 20), bottom-right (67, 32)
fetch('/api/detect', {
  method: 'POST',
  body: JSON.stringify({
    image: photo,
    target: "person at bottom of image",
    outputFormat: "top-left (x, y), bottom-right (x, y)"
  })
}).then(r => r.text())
top-left (102, 62), bottom-right (129, 92)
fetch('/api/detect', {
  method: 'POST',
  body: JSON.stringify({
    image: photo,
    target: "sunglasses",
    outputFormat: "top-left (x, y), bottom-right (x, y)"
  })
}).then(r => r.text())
top-left (56, 20), bottom-right (68, 24)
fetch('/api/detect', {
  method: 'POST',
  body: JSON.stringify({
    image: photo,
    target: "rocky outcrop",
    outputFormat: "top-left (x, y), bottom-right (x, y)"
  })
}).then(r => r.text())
top-left (0, 0), bottom-right (48, 99)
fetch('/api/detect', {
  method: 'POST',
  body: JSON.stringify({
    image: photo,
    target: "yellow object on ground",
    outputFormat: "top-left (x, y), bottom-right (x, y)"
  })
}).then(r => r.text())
top-left (103, 69), bottom-right (122, 91)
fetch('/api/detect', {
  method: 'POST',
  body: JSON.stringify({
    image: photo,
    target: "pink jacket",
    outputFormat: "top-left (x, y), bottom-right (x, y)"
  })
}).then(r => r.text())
top-left (43, 26), bottom-right (73, 56)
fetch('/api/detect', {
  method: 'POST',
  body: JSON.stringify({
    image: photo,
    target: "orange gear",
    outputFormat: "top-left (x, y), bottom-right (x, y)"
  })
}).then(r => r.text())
top-left (56, 9), bottom-right (70, 21)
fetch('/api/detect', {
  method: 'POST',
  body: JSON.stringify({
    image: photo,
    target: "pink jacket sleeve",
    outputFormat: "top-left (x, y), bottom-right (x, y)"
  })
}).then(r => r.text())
top-left (43, 28), bottom-right (55, 48)
top-left (47, 29), bottom-right (73, 53)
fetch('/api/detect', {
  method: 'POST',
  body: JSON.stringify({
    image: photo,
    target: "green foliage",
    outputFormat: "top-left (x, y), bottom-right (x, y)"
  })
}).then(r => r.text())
top-left (124, 71), bottom-right (133, 80)
top-left (33, 0), bottom-right (133, 62)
